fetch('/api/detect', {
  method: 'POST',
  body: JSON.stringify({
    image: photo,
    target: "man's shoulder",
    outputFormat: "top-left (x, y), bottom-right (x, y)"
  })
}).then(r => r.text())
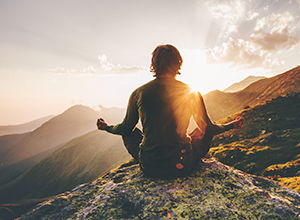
top-left (135, 79), bottom-right (157, 90)
top-left (131, 79), bottom-right (156, 95)
top-left (133, 78), bottom-right (193, 93)
top-left (176, 79), bottom-right (191, 88)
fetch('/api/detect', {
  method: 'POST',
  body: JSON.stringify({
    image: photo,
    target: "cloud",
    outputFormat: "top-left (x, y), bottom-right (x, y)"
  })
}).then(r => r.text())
top-left (206, 0), bottom-right (246, 36)
top-left (98, 55), bottom-right (147, 73)
top-left (41, 55), bottom-right (147, 75)
top-left (43, 66), bottom-right (99, 74)
top-left (263, 5), bottom-right (269, 11)
top-left (204, 10), bottom-right (299, 71)
top-left (246, 11), bottom-right (259, 21)
top-left (250, 12), bottom-right (300, 51)
top-left (205, 38), bottom-right (281, 69)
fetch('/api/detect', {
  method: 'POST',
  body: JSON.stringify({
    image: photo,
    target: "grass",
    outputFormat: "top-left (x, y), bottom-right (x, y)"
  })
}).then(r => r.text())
top-left (277, 176), bottom-right (300, 192)
top-left (208, 93), bottom-right (300, 192)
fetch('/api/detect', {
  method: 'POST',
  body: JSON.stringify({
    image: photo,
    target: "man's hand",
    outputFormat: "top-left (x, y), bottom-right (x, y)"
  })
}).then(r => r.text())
top-left (97, 118), bottom-right (107, 130)
top-left (232, 116), bottom-right (243, 130)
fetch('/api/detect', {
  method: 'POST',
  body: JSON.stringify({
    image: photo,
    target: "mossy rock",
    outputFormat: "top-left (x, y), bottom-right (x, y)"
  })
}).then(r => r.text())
top-left (19, 159), bottom-right (300, 219)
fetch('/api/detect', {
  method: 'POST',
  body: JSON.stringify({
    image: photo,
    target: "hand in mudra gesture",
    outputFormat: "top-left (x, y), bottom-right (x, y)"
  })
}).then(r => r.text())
top-left (97, 118), bottom-right (107, 130)
top-left (232, 117), bottom-right (243, 130)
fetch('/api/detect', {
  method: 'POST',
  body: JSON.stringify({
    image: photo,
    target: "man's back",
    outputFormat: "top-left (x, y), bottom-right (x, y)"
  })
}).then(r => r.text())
top-left (97, 44), bottom-right (243, 178)
top-left (135, 77), bottom-right (194, 158)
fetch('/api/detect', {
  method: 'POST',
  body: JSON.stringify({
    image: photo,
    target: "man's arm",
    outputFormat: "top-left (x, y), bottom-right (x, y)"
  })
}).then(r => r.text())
top-left (193, 91), bottom-right (243, 137)
top-left (97, 91), bottom-right (139, 135)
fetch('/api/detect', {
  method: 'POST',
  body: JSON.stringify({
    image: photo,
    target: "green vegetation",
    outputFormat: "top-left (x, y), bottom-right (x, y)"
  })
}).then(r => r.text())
top-left (208, 93), bottom-right (300, 192)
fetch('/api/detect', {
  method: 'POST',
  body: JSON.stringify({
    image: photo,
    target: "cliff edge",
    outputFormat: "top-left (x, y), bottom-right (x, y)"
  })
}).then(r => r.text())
top-left (19, 159), bottom-right (300, 219)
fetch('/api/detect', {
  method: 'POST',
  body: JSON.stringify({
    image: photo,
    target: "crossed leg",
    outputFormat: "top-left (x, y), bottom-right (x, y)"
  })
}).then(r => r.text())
top-left (122, 128), bottom-right (143, 161)
top-left (122, 127), bottom-right (214, 163)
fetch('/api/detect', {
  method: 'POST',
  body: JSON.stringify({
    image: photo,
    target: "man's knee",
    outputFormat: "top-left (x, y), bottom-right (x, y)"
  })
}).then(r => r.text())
top-left (190, 131), bottom-right (213, 160)
top-left (122, 128), bottom-right (143, 161)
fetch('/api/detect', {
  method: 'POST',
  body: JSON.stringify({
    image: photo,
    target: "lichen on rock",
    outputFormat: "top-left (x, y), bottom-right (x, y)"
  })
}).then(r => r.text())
top-left (19, 159), bottom-right (300, 219)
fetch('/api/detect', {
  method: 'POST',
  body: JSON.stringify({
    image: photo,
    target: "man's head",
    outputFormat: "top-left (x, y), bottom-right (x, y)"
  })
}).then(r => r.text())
top-left (150, 44), bottom-right (183, 77)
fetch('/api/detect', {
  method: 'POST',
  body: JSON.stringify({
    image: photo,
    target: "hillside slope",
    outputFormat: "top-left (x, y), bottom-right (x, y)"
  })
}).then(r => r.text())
top-left (0, 133), bottom-right (29, 157)
top-left (208, 93), bottom-right (300, 192)
top-left (0, 105), bottom-right (125, 184)
top-left (204, 66), bottom-right (300, 121)
top-left (0, 130), bottom-right (131, 204)
top-left (19, 159), bottom-right (300, 219)
top-left (11, 93), bottom-right (300, 219)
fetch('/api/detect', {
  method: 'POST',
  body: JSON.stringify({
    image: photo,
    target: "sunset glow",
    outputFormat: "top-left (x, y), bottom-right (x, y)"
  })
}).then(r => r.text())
top-left (0, 0), bottom-right (299, 125)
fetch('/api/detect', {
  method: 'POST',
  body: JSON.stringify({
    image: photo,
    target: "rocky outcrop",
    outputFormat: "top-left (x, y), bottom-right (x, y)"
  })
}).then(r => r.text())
top-left (19, 159), bottom-right (300, 219)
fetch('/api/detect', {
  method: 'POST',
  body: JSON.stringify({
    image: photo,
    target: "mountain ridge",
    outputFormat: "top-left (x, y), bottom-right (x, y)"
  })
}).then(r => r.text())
top-left (0, 105), bottom-right (125, 185)
top-left (0, 130), bottom-right (131, 204)
top-left (223, 75), bottom-right (266, 93)
top-left (0, 115), bottom-right (54, 136)
top-left (208, 92), bottom-right (300, 192)
top-left (204, 66), bottom-right (300, 121)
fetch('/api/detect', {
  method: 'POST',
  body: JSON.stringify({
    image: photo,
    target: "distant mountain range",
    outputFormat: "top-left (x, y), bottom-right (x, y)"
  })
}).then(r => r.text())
top-left (204, 66), bottom-right (300, 121)
top-left (0, 115), bottom-right (54, 136)
top-left (0, 105), bottom-right (125, 185)
top-left (223, 75), bottom-right (266, 93)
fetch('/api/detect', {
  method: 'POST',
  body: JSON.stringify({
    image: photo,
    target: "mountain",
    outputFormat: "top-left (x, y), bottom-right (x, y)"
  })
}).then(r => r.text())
top-left (0, 133), bottom-right (29, 158)
top-left (204, 66), bottom-right (300, 121)
top-left (0, 105), bottom-right (125, 184)
top-left (19, 159), bottom-right (300, 219)
top-left (208, 93), bottom-right (300, 192)
top-left (7, 95), bottom-right (300, 220)
top-left (223, 75), bottom-right (266, 93)
top-left (2, 67), bottom-right (299, 219)
top-left (0, 130), bottom-right (131, 204)
top-left (0, 115), bottom-right (54, 136)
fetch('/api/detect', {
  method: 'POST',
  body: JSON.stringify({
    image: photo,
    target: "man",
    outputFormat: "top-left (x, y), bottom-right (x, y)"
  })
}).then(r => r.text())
top-left (97, 44), bottom-right (243, 178)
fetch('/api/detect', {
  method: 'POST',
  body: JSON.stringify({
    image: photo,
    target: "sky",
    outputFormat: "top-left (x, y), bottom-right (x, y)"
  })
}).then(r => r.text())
top-left (0, 0), bottom-right (300, 125)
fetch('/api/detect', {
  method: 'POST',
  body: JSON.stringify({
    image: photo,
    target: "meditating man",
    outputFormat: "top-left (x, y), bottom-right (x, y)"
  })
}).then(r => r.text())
top-left (97, 44), bottom-right (243, 178)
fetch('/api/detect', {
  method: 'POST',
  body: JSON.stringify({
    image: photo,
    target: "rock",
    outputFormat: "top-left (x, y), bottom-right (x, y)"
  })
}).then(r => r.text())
top-left (19, 159), bottom-right (300, 220)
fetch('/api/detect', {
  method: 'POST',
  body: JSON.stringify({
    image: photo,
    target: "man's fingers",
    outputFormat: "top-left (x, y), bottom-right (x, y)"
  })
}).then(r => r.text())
top-left (236, 116), bottom-right (243, 121)
top-left (97, 118), bottom-right (104, 127)
top-left (232, 116), bottom-right (243, 130)
top-left (97, 118), bottom-right (107, 130)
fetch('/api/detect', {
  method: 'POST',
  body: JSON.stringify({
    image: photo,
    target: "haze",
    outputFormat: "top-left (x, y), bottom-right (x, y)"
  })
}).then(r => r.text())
top-left (0, 0), bottom-right (299, 125)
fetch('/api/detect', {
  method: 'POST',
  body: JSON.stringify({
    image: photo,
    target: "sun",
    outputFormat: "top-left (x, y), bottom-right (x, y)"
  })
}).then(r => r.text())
top-left (177, 48), bottom-right (212, 94)
top-left (178, 48), bottom-right (252, 95)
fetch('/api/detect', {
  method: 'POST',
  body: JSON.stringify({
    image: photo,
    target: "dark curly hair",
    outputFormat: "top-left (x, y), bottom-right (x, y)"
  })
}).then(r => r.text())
top-left (150, 44), bottom-right (183, 77)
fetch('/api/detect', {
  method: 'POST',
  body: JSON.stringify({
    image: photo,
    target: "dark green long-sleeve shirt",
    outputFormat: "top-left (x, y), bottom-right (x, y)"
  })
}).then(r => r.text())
top-left (105, 77), bottom-right (232, 174)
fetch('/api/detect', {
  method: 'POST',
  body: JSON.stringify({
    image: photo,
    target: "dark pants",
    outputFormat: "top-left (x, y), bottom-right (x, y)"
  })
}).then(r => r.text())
top-left (122, 127), bottom-right (213, 164)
